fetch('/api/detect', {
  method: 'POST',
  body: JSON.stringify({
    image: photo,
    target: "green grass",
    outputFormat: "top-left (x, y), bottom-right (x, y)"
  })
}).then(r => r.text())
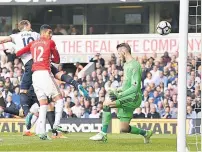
top-left (0, 133), bottom-right (200, 152)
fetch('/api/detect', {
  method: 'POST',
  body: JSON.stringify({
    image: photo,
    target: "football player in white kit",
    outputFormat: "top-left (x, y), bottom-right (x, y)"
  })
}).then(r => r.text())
top-left (0, 20), bottom-right (39, 115)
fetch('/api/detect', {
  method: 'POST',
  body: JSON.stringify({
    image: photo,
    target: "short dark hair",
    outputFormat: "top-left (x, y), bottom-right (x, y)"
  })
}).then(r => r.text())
top-left (40, 24), bottom-right (52, 32)
top-left (116, 43), bottom-right (131, 54)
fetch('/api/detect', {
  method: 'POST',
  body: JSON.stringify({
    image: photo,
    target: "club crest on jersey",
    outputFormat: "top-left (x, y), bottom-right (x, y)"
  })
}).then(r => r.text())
top-left (133, 81), bottom-right (137, 86)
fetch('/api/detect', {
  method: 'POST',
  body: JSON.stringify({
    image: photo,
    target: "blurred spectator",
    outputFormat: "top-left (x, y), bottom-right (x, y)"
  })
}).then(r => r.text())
top-left (161, 52), bottom-right (171, 65)
top-left (155, 70), bottom-right (168, 87)
top-left (63, 108), bottom-right (77, 118)
top-left (169, 101), bottom-right (177, 118)
top-left (69, 26), bottom-right (79, 35)
top-left (54, 24), bottom-right (67, 35)
top-left (187, 106), bottom-right (197, 119)
top-left (4, 95), bottom-right (17, 118)
top-left (143, 72), bottom-right (154, 88)
top-left (88, 26), bottom-right (94, 35)
top-left (133, 107), bottom-right (145, 118)
top-left (141, 90), bottom-right (149, 107)
top-left (147, 105), bottom-right (160, 118)
top-left (90, 53), bottom-right (105, 67)
top-left (162, 106), bottom-right (172, 119)
top-left (89, 106), bottom-right (100, 118)
top-left (71, 98), bottom-right (83, 118)
top-left (0, 81), bottom-right (4, 92)
top-left (12, 86), bottom-right (20, 110)
top-left (67, 25), bottom-right (73, 34)
top-left (157, 102), bottom-right (165, 117)
top-left (2, 86), bottom-right (12, 101)
top-left (12, 23), bottom-right (20, 34)
top-left (74, 62), bottom-right (83, 77)
top-left (80, 107), bottom-right (89, 118)
top-left (153, 90), bottom-right (162, 105)
top-left (110, 53), bottom-right (117, 64)
top-left (142, 101), bottom-right (150, 117)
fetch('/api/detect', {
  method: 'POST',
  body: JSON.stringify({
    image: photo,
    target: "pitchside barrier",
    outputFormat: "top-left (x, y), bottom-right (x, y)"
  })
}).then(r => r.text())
top-left (0, 118), bottom-right (200, 134)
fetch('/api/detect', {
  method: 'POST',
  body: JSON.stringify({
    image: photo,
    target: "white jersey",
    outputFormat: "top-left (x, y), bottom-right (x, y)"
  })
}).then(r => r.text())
top-left (10, 31), bottom-right (40, 65)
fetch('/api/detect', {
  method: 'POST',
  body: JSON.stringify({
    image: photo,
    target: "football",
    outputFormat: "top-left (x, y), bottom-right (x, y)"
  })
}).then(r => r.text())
top-left (156, 21), bottom-right (171, 35)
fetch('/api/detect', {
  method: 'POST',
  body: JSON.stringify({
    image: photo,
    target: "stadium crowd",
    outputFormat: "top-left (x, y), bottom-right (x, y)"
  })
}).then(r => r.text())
top-left (0, 50), bottom-right (201, 119)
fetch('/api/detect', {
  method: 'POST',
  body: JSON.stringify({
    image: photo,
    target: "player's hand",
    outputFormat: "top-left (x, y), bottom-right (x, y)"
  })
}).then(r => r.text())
top-left (116, 87), bottom-right (122, 93)
top-left (109, 91), bottom-right (118, 100)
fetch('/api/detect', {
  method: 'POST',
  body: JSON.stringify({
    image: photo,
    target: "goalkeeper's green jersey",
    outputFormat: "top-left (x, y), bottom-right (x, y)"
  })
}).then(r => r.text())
top-left (116, 59), bottom-right (142, 102)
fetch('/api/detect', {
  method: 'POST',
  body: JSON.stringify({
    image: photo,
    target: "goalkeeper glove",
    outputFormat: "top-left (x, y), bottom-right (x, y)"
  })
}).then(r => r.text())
top-left (109, 90), bottom-right (118, 101)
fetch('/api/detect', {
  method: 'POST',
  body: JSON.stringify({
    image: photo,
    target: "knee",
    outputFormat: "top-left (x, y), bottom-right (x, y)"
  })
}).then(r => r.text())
top-left (53, 95), bottom-right (62, 102)
top-left (120, 126), bottom-right (130, 133)
top-left (48, 103), bottom-right (55, 111)
top-left (55, 71), bottom-right (63, 80)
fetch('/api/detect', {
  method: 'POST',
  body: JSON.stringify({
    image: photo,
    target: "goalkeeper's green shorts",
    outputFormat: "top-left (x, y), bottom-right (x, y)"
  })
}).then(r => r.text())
top-left (115, 93), bottom-right (142, 122)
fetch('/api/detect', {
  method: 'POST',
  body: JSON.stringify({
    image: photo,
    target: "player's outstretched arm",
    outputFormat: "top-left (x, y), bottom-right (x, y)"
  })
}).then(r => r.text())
top-left (16, 43), bottom-right (31, 57)
top-left (117, 66), bottom-right (141, 99)
top-left (50, 40), bottom-right (60, 64)
top-left (0, 36), bottom-right (12, 44)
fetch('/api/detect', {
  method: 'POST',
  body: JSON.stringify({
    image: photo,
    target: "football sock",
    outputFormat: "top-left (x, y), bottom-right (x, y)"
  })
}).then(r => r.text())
top-left (31, 114), bottom-right (38, 127)
top-left (38, 105), bottom-right (48, 134)
top-left (35, 119), bottom-right (40, 135)
top-left (20, 93), bottom-right (30, 116)
top-left (54, 99), bottom-right (63, 128)
top-left (129, 125), bottom-right (146, 136)
top-left (61, 74), bottom-right (79, 89)
top-left (101, 106), bottom-right (111, 133)
top-left (47, 111), bottom-right (55, 130)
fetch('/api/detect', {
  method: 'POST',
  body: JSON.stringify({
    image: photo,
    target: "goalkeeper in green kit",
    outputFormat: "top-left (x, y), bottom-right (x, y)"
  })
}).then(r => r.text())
top-left (89, 43), bottom-right (153, 143)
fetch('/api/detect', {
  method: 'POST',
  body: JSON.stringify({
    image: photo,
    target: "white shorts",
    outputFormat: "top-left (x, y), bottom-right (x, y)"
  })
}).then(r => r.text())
top-left (32, 70), bottom-right (61, 100)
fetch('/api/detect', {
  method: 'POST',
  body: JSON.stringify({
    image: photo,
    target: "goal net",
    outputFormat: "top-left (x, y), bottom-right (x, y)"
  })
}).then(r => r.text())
top-left (185, 0), bottom-right (201, 151)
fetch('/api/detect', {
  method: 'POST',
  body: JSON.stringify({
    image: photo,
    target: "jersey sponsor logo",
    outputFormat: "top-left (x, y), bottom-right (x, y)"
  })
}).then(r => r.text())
top-left (0, 0), bottom-right (57, 3)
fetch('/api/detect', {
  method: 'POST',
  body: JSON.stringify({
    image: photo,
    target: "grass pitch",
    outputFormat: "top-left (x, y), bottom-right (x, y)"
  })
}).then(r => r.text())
top-left (0, 133), bottom-right (200, 152)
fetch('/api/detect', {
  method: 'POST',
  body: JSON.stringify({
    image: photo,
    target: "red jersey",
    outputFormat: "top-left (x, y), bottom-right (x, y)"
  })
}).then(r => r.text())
top-left (16, 37), bottom-right (60, 72)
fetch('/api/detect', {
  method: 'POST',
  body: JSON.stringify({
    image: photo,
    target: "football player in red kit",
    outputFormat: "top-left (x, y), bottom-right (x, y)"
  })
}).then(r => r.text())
top-left (16, 24), bottom-right (63, 140)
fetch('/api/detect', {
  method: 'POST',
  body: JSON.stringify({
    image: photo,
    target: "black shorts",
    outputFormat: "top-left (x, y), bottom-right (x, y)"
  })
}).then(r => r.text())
top-left (20, 59), bottom-right (33, 90)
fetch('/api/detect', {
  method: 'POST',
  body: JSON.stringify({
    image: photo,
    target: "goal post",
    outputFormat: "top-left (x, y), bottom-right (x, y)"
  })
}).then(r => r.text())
top-left (201, 1), bottom-right (202, 151)
top-left (177, 0), bottom-right (189, 151)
